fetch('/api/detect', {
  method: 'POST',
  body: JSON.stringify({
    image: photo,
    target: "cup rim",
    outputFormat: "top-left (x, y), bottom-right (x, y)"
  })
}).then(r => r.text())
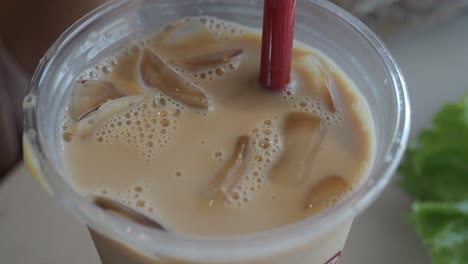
top-left (25, 0), bottom-right (411, 261)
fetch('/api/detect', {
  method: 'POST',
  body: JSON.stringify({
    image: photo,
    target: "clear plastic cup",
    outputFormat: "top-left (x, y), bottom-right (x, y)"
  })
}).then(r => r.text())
top-left (23, 0), bottom-right (410, 263)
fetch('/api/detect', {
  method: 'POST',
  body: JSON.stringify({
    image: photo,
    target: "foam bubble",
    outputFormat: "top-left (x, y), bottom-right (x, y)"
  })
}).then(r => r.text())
top-left (222, 117), bottom-right (283, 206)
top-left (151, 17), bottom-right (244, 82)
top-left (86, 183), bottom-right (162, 220)
top-left (136, 200), bottom-right (146, 207)
top-left (288, 96), bottom-right (343, 126)
top-left (75, 56), bottom-right (117, 81)
top-left (198, 16), bottom-right (245, 40)
top-left (93, 93), bottom-right (183, 161)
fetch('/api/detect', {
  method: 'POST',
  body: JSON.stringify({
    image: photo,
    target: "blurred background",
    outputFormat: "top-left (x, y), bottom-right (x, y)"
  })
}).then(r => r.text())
top-left (1, 0), bottom-right (467, 178)
top-left (0, 0), bottom-right (104, 177)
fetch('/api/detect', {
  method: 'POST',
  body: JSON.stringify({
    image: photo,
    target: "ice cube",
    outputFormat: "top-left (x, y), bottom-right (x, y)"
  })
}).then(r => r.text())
top-left (139, 49), bottom-right (209, 110)
top-left (175, 49), bottom-right (243, 71)
top-left (322, 72), bottom-right (337, 113)
top-left (70, 80), bottom-right (125, 121)
top-left (158, 20), bottom-right (217, 48)
top-left (93, 196), bottom-right (166, 230)
top-left (75, 93), bottom-right (148, 138)
top-left (270, 112), bottom-right (326, 185)
top-left (299, 55), bottom-right (338, 113)
top-left (203, 135), bottom-right (249, 201)
top-left (303, 176), bottom-right (348, 211)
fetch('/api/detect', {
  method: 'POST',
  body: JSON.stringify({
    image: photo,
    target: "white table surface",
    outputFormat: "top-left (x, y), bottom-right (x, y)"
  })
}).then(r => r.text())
top-left (1, 15), bottom-right (467, 264)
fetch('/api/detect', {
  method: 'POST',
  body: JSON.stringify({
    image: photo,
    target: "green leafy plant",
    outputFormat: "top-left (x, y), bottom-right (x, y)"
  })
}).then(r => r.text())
top-left (399, 94), bottom-right (468, 264)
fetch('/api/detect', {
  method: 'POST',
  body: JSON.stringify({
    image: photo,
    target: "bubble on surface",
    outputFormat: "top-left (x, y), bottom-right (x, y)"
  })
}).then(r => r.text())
top-left (289, 96), bottom-right (343, 126)
top-left (92, 93), bottom-right (183, 161)
top-left (220, 116), bottom-right (283, 207)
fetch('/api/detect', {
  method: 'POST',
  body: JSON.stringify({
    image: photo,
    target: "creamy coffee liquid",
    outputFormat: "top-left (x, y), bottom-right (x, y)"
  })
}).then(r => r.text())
top-left (62, 17), bottom-right (374, 236)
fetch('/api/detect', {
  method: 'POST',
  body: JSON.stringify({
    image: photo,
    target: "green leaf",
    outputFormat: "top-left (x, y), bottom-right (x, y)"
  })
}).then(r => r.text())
top-left (399, 95), bottom-right (468, 264)
top-left (410, 201), bottom-right (468, 264)
top-left (399, 94), bottom-right (468, 202)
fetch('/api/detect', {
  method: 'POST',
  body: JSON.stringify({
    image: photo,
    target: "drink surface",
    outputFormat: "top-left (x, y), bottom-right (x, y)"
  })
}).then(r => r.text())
top-left (62, 17), bottom-right (374, 236)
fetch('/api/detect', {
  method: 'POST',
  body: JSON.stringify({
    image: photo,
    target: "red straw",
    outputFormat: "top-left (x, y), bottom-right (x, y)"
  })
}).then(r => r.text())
top-left (260, 0), bottom-right (296, 92)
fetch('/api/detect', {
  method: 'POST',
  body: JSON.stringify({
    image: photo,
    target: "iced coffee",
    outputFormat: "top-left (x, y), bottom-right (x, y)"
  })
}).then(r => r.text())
top-left (61, 17), bottom-right (374, 263)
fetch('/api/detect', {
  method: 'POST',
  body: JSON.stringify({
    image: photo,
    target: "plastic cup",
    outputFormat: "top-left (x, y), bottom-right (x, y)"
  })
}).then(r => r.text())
top-left (23, 0), bottom-right (410, 263)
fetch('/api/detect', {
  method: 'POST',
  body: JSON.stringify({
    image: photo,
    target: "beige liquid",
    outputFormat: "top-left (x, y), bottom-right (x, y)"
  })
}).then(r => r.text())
top-left (62, 17), bottom-right (374, 262)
